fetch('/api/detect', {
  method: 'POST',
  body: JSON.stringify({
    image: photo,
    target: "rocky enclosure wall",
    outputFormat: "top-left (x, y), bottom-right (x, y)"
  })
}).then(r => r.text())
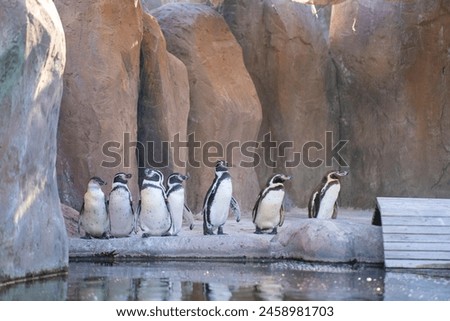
top-left (0, 0), bottom-right (68, 282)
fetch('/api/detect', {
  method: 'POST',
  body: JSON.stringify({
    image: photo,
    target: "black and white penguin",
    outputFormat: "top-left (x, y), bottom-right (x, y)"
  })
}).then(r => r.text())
top-left (252, 174), bottom-right (292, 234)
top-left (166, 173), bottom-right (194, 236)
top-left (108, 172), bottom-right (134, 237)
top-left (137, 168), bottom-right (172, 237)
top-left (308, 169), bottom-right (349, 219)
top-left (78, 176), bottom-right (110, 238)
top-left (202, 160), bottom-right (241, 235)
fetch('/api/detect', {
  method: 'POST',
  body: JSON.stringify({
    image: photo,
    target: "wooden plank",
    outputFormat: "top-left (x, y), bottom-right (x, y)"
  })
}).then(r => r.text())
top-left (378, 197), bottom-right (450, 269)
top-left (381, 210), bottom-right (450, 217)
top-left (382, 225), bottom-right (450, 234)
top-left (382, 234), bottom-right (450, 242)
top-left (384, 242), bottom-right (450, 252)
top-left (385, 259), bottom-right (450, 269)
top-left (381, 216), bottom-right (450, 226)
top-left (384, 251), bottom-right (450, 260)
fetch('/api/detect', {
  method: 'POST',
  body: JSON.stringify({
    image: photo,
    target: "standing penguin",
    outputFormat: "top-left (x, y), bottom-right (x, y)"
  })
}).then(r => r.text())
top-left (202, 160), bottom-right (241, 235)
top-left (166, 173), bottom-right (194, 236)
top-left (252, 174), bottom-right (292, 234)
top-left (78, 176), bottom-right (110, 238)
top-left (308, 170), bottom-right (349, 219)
top-left (108, 172), bottom-right (134, 237)
top-left (138, 168), bottom-right (172, 237)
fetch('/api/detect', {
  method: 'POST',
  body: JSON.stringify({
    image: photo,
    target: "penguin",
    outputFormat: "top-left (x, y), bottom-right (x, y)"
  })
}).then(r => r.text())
top-left (166, 173), bottom-right (194, 236)
top-left (308, 169), bottom-right (349, 219)
top-left (78, 176), bottom-right (110, 238)
top-left (108, 172), bottom-right (134, 237)
top-left (137, 168), bottom-right (172, 237)
top-left (252, 174), bottom-right (292, 235)
top-left (202, 160), bottom-right (241, 235)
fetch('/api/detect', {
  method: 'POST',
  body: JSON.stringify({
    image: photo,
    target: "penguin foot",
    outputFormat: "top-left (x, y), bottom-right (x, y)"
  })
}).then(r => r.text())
top-left (142, 233), bottom-right (151, 238)
top-left (270, 228), bottom-right (278, 235)
top-left (81, 234), bottom-right (92, 239)
top-left (254, 227), bottom-right (265, 234)
top-left (217, 226), bottom-right (227, 235)
top-left (101, 233), bottom-right (111, 239)
top-left (203, 229), bottom-right (215, 235)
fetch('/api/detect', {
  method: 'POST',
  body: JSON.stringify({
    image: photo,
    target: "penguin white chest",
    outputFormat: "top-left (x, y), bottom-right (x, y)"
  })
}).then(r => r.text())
top-left (140, 187), bottom-right (171, 235)
top-left (168, 188), bottom-right (185, 235)
top-left (209, 178), bottom-right (232, 226)
top-left (255, 189), bottom-right (285, 228)
top-left (82, 189), bottom-right (108, 235)
top-left (109, 188), bottom-right (133, 236)
top-left (316, 183), bottom-right (340, 219)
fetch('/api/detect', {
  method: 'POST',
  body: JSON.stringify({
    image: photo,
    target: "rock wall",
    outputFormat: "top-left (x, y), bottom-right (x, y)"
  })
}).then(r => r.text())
top-left (330, 0), bottom-right (450, 207)
top-left (222, 0), bottom-right (340, 207)
top-left (0, 0), bottom-right (68, 283)
top-left (138, 13), bottom-right (190, 180)
top-left (151, 4), bottom-right (263, 210)
top-left (55, 0), bottom-right (143, 210)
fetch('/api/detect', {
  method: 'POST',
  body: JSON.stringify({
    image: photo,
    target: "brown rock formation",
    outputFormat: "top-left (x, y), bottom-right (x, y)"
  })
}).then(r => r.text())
top-left (0, 0), bottom-right (68, 283)
top-left (330, 0), bottom-right (450, 207)
top-left (222, 0), bottom-right (340, 207)
top-left (138, 12), bottom-right (190, 179)
top-left (151, 4), bottom-right (263, 211)
top-left (61, 204), bottom-right (82, 238)
top-left (55, 0), bottom-right (143, 210)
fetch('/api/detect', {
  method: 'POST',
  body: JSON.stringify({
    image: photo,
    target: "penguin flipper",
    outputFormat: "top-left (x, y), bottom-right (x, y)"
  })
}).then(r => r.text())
top-left (136, 200), bottom-right (141, 233)
top-left (308, 190), bottom-right (320, 218)
top-left (183, 204), bottom-right (195, 230)
top-left (332, 201), bottom-right (339, 219)
top-left (252, 190), bottom-right (263, 223)
top-left (279, 202), bottom-right (285, 227)
top-left (78, 202), bottom-right (85, 235)
top-left (230, 196), bottom-right (241, 222)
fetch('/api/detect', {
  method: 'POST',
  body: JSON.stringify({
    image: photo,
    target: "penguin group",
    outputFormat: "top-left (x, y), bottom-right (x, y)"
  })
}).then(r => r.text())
top-left (78, 160), bottom-right (348, 239)
top-left (79, 169), bottom-right (194, 239)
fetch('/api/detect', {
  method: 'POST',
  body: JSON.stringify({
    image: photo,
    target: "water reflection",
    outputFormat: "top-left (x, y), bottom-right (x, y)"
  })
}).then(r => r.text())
top-left (65, 261), bottom-right (386, 301)
top-left (1, 261), bottom-right (449, 301)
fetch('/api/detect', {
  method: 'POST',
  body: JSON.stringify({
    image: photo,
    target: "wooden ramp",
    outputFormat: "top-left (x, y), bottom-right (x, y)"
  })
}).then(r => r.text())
top-left (377, 197), bottom-right (450, 269)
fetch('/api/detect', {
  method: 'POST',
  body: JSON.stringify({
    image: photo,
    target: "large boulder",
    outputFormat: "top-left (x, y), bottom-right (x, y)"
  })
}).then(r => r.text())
top-left (271, 220), bottom-right (384, 263)
top-left (222, 0), bottom-right (341, 207)
top-left (151, 4), bottom-right (263, 211)
top-left (54, 0), bottom-right (143, 210)
top-left (330, 0), bottom-right (450, 207)
top-left (0, 0), bottom-right (68, 283)
top-left (138, 13), bottom-right (190, 179)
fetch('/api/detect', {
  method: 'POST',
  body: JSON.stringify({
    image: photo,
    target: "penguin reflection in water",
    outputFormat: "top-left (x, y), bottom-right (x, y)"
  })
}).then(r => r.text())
top-left (308, 169), bottom-right (349, 219)
top-left (138, 168), bottom-right (172, 237)
top-left (78, 176), bottom-right (110, 239)
top-left (202, 160), bottom-right (241, 235)
top-left (166, 173), bottom-right (195, 236)
top-left (252, 174), bottom-right (292, 235)
top-left (108, 172), bottom-right (135, 237)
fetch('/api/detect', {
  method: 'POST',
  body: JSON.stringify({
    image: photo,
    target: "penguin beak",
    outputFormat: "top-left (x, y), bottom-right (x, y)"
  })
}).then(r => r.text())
top-left (337, 170), bottom-right (349, 177)
top-left (126, 173), bottom-right (132, 179)
top-left (182, 173), bottom-right (190, 181)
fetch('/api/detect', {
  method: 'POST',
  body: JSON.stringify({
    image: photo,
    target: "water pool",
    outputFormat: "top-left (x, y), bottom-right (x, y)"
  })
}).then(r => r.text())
top-left (1, 260), bottom-right (449, 301)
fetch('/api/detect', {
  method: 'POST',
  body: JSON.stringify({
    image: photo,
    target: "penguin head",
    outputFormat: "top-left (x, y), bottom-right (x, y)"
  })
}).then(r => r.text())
top-left (89, 176), bottom-right (107, 187)
top-left (215, 160), bottom-right (229, 173)
top-left (113, 172), bottom-right (132, 184)
top-left (268, 174), bottom-right (292, 186)
top-left (143, 167), bottom-right (164, 184)
top-left (167, 173), bottom-right (189, 188)
top-left (324, 169), bottom-right (349, 183)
